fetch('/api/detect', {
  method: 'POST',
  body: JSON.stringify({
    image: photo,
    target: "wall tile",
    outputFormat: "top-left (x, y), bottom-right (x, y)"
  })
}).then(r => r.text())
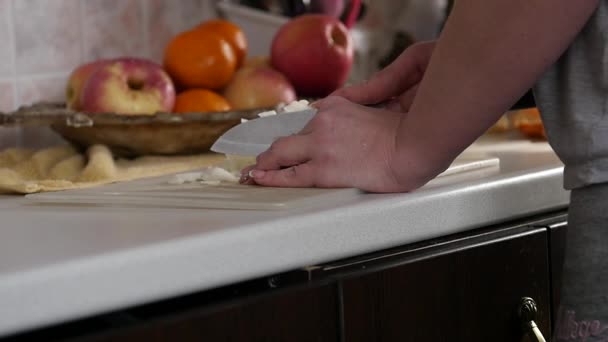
top-left (0, 81), bottom-right (15, 112)
top-left (146, 0), bottom-right (216, 63)
top-left (82, 0), bottom-right (146, 61)
top-left (14, 0), bottom-right (82, 75)
top-left (15, 77), bottom-right (67, 148)
top-left (17, 75), bottom-right (68, 106)
top-left (0, 0), bottom-right (13, 77)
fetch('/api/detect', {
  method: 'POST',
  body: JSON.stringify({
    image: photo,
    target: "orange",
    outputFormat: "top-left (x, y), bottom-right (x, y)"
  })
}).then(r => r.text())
top-left (173, 89), bottom-right (232, 113)
top-left (196, 19), bottom-right (248, 67)
top-left (513, 107), bottom-right (546, 139)
top-left (164, 30), bottom-right (237, 90)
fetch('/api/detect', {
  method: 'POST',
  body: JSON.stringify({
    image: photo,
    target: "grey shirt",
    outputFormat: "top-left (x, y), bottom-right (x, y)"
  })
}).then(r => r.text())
top-left (534, 1), bottom-right (608, 190)
top-left (534, 5), bottom-right (608, 338)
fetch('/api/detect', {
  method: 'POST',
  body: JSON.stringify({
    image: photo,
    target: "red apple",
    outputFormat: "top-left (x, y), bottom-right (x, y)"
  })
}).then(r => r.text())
top-left (271, 14), bottom-right (353, 97)
top-left (223, 65), bottom-right (296, 110)
top-left (65, 59), bottom-right (112, 110)
top-left (80, 57), bottom-right (176, 115)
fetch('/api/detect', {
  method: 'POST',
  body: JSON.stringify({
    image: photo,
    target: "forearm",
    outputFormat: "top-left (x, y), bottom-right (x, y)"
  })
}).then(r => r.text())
top-left (393, 0), bottom-right (599, 183)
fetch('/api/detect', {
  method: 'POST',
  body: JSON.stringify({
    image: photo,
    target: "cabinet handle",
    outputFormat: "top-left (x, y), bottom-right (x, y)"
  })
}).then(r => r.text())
top-left (518, 297), bottom-right (547, 342)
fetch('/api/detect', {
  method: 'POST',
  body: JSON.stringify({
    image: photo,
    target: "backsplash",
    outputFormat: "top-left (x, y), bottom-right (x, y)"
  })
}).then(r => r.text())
top-left (0, 0), bottom-right (215, 113)
top-left (0, 0), bottom-right (216, 149)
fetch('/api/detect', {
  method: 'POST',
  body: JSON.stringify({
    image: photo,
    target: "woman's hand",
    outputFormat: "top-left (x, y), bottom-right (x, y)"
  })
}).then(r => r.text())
top-left (332, 41), bottom-right (436, 112)
top-left (240, 96), bottom-right (429, 193)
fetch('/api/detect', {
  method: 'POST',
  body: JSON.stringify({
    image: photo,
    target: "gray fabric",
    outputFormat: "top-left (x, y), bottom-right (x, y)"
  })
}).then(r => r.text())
top-left (534, 1), bottom-right (608, 190)
top-left (553, 183), bottom-right (608, 342)
top-left (534, 3), bottom-right (608, 341)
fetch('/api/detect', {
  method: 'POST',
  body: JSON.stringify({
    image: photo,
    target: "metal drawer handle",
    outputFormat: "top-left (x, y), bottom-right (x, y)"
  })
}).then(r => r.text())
top-left (518, 297), bottom-right (547, 342)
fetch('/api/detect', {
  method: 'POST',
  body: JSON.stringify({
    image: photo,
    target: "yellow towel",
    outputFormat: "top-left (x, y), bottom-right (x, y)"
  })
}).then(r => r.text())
top-left (0, 145), bottom-right (226, 194)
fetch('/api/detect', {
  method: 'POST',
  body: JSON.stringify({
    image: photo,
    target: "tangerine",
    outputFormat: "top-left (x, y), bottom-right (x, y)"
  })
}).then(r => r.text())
top-left (173, 89), bottom-right (232, 113)
top-left (164, 30), bottom-right (237, 90)
top-left (513, 108), bottom-right (546, 139)
top-left (196, 19), bottom-right (248, 67)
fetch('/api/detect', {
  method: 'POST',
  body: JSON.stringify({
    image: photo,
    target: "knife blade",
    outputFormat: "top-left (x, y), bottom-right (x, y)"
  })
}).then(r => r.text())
top-left (211, 108), bottom-right (317, 156)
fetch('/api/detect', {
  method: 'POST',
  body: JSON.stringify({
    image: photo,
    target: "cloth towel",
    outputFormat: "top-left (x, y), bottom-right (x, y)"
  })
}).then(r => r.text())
top-left (0, 145), bottom-right (226, 194)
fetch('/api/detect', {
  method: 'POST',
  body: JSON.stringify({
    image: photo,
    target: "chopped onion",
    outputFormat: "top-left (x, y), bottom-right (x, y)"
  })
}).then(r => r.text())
top-left (169, 166), bottom-right (239, 185)
top-left (283, 100), bottom-right (310, 112)
top-left (257, 110), bottom-right (277, 117)
top-left (168, 172), bottom-right (203, 185)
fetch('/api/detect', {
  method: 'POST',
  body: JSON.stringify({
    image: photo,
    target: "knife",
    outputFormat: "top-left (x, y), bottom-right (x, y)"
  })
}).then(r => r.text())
top-left (210, 108), bottom-right (317, 156)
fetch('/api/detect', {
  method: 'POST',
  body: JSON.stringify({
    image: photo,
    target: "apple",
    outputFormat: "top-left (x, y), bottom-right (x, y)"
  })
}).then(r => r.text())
top-left (65, 59), bottom-right (111, 110)
top-left (271, 14), bottom-right (353, 97)
top-left (223, 65), bottom-right (296, 110)
top-left (80, 57), bottom-right (176, 115)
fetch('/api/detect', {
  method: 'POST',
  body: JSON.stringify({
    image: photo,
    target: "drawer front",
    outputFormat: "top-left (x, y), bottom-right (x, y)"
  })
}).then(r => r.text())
top-left (341, 228), bottom-right (551, 342)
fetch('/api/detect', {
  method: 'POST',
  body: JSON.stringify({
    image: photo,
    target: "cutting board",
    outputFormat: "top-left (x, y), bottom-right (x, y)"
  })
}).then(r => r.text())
top-left (26, 154), bottom-right (499, 210)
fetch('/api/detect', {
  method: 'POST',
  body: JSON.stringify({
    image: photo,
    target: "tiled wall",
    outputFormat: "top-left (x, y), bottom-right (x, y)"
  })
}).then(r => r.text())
top-left (0, 0), bottom-right (216, 148)
top-left (0, 0), bottom-right (216, 113)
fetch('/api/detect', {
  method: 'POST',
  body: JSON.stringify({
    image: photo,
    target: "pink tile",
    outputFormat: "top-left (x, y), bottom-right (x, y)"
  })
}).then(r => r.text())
top-left (146, 0), bottom-right (215, 63)
top-left (0, 81), bottom-right (15, 112)
top-left (0, 0), bottom-right (13, 77)
top-left (15, 75), bottom-right (68, 148)
top-left (14, 0), bottom-right (82, 75)
top-left (82, 0), bottom-right (145, 61)
top-left (17, 75), bottom-right (68, 107)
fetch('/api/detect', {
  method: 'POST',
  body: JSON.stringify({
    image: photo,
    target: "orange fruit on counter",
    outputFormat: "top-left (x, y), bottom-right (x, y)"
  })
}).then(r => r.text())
top-left (196, 19), bottom-right (248, 67)
top-left (513, 107), bottom-right (546, 139)
top-left (164, 30), bottom-right (237, 90)
top-left (173, 89), bottom-right (232, 113)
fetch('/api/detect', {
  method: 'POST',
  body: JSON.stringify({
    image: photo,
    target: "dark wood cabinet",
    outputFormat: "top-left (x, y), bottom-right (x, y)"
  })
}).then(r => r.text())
top-left (6, 211), bottom-right (567, 342)
top-left (339, 227), bottom-right (551, 342)
top-left (547, 221), bottom-right (568, 324)
top-left (77, 284), bottom-right (340, 342)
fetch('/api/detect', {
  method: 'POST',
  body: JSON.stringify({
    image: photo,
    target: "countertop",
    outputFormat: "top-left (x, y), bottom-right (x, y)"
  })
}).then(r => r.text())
top-left (0, 135), bottom-right (569, 337)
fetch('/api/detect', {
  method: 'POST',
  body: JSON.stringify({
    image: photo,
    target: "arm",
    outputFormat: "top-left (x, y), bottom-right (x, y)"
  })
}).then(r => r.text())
top-left (391, 0), bottom-right (600, 187)
top-left (247, 0), bottom-right (599, 192)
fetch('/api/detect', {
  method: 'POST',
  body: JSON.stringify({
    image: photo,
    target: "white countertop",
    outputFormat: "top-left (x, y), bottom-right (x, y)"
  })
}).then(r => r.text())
top-left (0, 136), bottom-right (569, 337)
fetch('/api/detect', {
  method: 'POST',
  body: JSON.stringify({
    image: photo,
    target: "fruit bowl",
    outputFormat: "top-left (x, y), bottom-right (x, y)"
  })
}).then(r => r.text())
top-left (0, 102), bottom-right (265, 158)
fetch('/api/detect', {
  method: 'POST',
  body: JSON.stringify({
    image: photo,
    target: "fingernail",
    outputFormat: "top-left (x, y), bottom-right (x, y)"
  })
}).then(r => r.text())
top-left (310, 100), bottom-right (321, 108)
top-left (250, 170), bottom-right (266, 179)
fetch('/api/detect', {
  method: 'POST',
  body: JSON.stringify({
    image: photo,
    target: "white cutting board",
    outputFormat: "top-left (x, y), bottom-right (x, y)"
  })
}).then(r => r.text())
top-left (26, 154), bottom-right (499, 210)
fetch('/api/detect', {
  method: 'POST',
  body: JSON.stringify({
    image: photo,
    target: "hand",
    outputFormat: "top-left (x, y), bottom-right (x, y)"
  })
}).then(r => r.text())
top-left (240, 96), bottom-right (426, 193)
top-left (332, 41), bottom-right (436, 112)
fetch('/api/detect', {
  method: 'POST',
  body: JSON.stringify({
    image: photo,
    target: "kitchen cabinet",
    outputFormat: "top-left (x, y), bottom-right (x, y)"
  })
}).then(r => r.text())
top-left (77, 284), bottom-right (340, 342)
top-left (11, 283), bottom-right (340, 342)
top-left (548, 220), bottom-right (567, 324)
top-left (338, 224), bottom-right (551, 341)
top-left (6, 211), bottom-right (566, 342)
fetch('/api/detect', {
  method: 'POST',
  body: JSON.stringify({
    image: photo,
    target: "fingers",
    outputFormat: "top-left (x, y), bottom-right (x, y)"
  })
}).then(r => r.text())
top-left (331, 78), bottom-right (383, 104)
top-left (330, 41), bottom-right (435, 105)
top-left (239, 164), bottom-right (256, 185)
top-left (397, 84), bottom-right (419, 112)
top-left (248, 163), bottom-right (327, 188)
top-left (254, 134), bottom-right (312, 171)
top-left (331, 70), bottom-right (406, 105)
top-left (384, 99), bottom-right (404, 112)
top-left (238, 133), bottom-right (311, 185)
